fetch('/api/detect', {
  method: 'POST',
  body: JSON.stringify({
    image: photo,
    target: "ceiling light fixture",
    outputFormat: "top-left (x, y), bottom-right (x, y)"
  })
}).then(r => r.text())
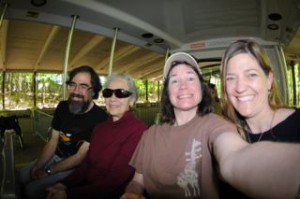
top-left (31, 0), bottom-right (47, 7)
top-left (142, 33), bottom-right (154, 39)
top-left (154, 38), bottom-right (164, 43)
top-left (267, 24), bottom-right (279, 30)
top-left (268, 13), bottom-right (282, 21)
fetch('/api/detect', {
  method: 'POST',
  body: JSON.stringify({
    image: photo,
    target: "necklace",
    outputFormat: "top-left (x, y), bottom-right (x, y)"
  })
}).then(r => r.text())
top-left (246, 110), bottom-right (276, 143)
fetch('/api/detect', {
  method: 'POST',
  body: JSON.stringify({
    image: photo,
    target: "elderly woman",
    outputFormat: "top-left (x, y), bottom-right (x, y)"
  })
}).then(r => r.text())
top-left (121, 52), bottom-right (300, 199)
top-left (46, 72), bottom-right (147, 199)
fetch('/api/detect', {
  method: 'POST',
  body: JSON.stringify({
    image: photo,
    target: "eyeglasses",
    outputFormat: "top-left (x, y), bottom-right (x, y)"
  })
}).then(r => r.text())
top-left (67, 82), bottom-right (92, 92)
top-left (102, 88), bottom-right (132, 98)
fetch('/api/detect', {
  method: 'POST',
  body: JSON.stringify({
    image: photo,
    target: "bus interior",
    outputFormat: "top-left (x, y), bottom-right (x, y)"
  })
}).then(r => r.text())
top-left (0, 0), bottom-right (300, 198)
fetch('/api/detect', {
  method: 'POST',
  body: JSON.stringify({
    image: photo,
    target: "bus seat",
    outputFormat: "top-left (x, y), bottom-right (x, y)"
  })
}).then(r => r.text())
top-left (0, 130), bottom-right (19, 199)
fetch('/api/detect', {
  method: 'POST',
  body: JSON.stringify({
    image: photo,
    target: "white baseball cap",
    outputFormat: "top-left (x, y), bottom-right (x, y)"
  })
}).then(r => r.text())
top-left (163, 52), bottom-right (201, 78)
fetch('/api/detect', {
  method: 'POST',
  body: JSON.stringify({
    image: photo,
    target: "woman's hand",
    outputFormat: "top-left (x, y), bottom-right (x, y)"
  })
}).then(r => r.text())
top-left (120, 193), bottom-right (145, 199)
top-left (31, 167), bottom-right (46, 179)
top-left (46, 183), bottom-right (67, 199)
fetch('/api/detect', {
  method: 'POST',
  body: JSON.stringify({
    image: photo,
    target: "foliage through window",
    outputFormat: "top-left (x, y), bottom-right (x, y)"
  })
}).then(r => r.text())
top-left (36, 73), bottom-right (63, 109)
top-left (287, 61), bottom-right (300, 107)
top-left (4, 72), bottom-right (34, 110)
top-left (0, 72), bottom-right (163, 110)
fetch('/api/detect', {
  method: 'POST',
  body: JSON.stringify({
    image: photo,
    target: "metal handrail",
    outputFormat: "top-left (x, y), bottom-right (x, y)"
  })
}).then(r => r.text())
top-left (32, 108), bottom-right (53, 142)
top-left (0, 130), bottom-right (18, 199)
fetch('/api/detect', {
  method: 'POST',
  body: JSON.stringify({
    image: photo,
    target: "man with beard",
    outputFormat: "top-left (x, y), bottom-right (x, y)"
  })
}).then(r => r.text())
top-left (18, 65), bottom-right (108, 199)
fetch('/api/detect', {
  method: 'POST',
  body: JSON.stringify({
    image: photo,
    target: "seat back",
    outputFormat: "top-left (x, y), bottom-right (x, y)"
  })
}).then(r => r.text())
top-left (0, 130), bottom-right (18, 199)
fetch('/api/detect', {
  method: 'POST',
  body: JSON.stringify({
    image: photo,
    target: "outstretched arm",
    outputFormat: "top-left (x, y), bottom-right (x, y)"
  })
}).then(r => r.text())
top-left (214, 132), bottom-right (300, 199)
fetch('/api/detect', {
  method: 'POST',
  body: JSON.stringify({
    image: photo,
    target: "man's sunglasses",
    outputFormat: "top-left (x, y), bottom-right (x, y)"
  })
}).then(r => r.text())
top-left (102, 88), bottom-right (132, 98)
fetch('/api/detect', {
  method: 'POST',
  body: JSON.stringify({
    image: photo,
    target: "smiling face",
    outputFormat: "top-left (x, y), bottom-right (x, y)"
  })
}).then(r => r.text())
top-left (168, 64), bottom-right (202, 115)
top-left (225, 53), bottom-right (273, 118)
top-left (67, 72), bottom-right (94, 114)
top-left (104, 77), bottom-right (134, 121)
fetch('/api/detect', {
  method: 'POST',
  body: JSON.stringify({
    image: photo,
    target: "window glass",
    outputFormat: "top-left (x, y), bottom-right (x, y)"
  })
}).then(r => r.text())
top-left (147, 80), bottom-right (162, 103)
top-left (94, 75), bottom-right (106, 106)
top-left (5, 72), bottom-right (34, 110)
top-left (36, 72), bottom-right (63, 109)
top-left (287, 61), bottom-right (300, 107)
top-left (135, 79), bottom-right (147, 103)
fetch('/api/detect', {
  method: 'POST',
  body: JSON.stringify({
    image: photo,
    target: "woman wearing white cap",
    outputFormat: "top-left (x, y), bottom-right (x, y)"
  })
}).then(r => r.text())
top-left (120, 52), bottom-right (300, 199)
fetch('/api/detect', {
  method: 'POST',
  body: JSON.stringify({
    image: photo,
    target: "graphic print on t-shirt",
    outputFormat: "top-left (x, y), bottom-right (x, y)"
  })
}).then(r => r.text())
top-left (59, 131), bottom-right (72, 144)
top-left (177, 139), bottom-right (201, 197)
top-left (59, 132), bottom-right (72, 143)
top-left (55, 131), bottom-right (74, 158)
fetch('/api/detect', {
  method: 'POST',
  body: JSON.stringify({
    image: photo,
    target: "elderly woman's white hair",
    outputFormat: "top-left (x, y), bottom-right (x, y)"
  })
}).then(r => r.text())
top-left (104, 72), bottom-right (138, 104)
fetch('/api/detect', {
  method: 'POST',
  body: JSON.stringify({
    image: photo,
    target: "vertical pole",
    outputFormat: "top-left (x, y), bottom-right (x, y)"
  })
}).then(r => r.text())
top-left (0, 3), bottom-right (8, 28)
top-left (276, 45), bottom-right (289, 104)
top-left (165, 48), bottom-right (170, 61)
top-left (145, 80), bottom-right (148, 102)
top-left (0, 3), bottom-right (8, 110)
top-left (162, 48), bottom-right (170, 81)
top-left (157, 80), bottom-right (160, 102)
top-left (290, 61), bottom-right (296, 106)
top-left (2, 71), bottom-right (5, 109)
top-left (108, 28), bottom-right (119, 75)
top-left (33, 71), bottom-right (37, 108)
top-left (63, 15), bottom-right (78, 100)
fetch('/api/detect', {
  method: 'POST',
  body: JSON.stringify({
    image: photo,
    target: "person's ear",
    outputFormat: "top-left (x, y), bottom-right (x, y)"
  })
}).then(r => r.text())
top-left (267, 72), bottom-right (274, 90)
top-left (129, 97), bottom-right (135, 107)
top-left (90, 90), bottom-right (95, 98)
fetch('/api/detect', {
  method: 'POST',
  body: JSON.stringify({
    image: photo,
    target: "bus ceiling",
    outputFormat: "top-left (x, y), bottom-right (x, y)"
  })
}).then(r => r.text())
top-left (0, 0), bottom-right (299, 80)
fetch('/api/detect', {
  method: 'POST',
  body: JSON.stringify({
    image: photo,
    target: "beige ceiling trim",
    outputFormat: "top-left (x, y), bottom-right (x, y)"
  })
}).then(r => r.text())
top-left (129, 56), bottom-right (163, 75)
top-left (143, 68), bottom-right (164, 80)
top-left (97, 45), bottom-right (140, 71)
top-left (131, 59), bottom-right (164, 77)
top-left (34, 25), bottom-right (60, 71)
top-left (127, 54), bottom-right (162, 73)
top-left (70, 35), bottom-right (105, 67)
top-left (115, 52), bottom-right (158, 72)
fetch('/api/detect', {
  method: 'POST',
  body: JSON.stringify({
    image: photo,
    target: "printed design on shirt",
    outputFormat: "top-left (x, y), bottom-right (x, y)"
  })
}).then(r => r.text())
top-left (177, 138), bottom-right (201, 197)
top-left (59, 132), bottom-right (72, 145)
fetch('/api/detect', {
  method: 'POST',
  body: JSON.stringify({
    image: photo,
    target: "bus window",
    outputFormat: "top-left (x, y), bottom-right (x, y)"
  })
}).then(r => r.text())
top-left (287, 61), bottom-right (300, 107)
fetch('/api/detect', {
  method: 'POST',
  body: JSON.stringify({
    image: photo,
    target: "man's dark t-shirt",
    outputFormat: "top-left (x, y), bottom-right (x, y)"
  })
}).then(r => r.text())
top-left (52, 100), bottom-right (107, 158)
